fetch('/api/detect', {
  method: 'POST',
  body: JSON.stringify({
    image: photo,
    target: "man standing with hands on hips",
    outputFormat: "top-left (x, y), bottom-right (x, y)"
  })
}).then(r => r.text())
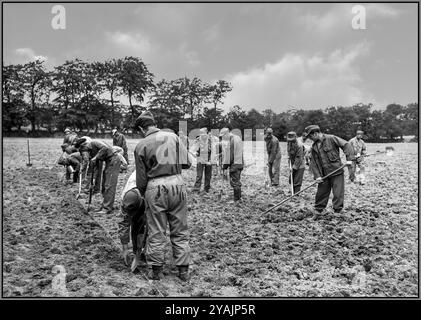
top-left (303, 125), bottom-right (355, 215)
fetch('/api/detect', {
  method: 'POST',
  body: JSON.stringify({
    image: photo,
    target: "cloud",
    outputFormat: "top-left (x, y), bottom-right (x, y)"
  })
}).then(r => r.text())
top-left (14, 48), bottom-right (48, 63)
top-left (178, 43), bottom-right (201, 66)
top-left (223, 41), bottom-right (375, 111)
top-left (203, 23), bottom-right (220, 43)
top-left (105, 31), bottom-right (153, 56)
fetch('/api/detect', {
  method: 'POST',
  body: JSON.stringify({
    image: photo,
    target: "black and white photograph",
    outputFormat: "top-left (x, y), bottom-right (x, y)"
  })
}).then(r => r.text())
top-left (1, 1), bottom-right (419, 301)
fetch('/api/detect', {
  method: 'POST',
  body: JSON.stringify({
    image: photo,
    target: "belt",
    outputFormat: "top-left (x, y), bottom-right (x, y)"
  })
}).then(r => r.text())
top-left (146, 174), bottom-right (184, 190)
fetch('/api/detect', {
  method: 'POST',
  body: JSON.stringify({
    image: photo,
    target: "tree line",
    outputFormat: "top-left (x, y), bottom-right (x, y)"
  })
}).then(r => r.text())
top-left (2, 57), bottom-right (418, 142)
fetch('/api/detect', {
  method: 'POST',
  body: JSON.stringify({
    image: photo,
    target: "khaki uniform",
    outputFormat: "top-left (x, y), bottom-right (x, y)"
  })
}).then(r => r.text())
top-left (134, 128), bottom-right (192, 267)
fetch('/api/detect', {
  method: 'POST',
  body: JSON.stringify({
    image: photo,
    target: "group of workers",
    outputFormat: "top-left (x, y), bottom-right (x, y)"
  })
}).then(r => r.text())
top-left (57, 112), bottom-right (368, 282)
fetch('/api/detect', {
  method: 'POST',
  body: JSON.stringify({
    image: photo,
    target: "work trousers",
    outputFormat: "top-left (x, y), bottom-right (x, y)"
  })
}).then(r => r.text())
top-left (268, 153), bottom-right (282, 185)
top-left (349, 161), bottom-right (365, 183)
top-left (193, 163), bottom-right (212, 191)
top-left (315, 173), bottom-right (345, 213)
top-left (101, 155), bottom-right (120, 212)
top-left (229, 168), bottom-right (243, 201)
top-left (144, 174), bottom-right (191, 267)
top-left (289, 168), bottom-right (305, 193)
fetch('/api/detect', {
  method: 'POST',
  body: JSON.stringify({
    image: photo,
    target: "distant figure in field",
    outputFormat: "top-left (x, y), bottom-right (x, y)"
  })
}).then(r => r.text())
top-left (112, 128), bottom-right (129, 165)
top-left (286, 131), bottom-right (305, 194)
top-left (348, 130), bottom-right (367, 185)
top-left (264, 128), bottom-right (282, 186)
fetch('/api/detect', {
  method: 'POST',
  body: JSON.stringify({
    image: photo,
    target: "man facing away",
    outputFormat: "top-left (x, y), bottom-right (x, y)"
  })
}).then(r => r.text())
top-left (220, 126), bottom-right (244, 202)
top-left (264, 128), bottom-right (282, 186)
top-left (303, 125), bottom-right (354, 214)
top-left (348, 130), bottom-right (367, 185)
top-left (134, 111), bottom-right (192, 281)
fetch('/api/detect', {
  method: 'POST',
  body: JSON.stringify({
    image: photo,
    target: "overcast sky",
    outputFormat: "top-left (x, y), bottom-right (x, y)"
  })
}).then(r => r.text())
top-left (3, 3), bottom-right (418, 112)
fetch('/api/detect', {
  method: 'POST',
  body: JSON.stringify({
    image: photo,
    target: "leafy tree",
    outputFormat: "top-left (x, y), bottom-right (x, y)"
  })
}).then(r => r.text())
top-left (93, 59), bottom-right (123, 127)
top-left (21, 60), bottom-right (52, 133)
top-left (119, 56), bottom-right (154, 124)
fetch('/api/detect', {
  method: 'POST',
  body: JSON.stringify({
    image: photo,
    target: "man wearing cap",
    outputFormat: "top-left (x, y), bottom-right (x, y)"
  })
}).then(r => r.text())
top-left (303, 125), bottom-right (354, 214)
top-left (134, 111), bottom-right (192, 281)
top-left (112, 128), bottom-right (129, 165)
top-left (348, 130), bottom-right (367, 185)
top-left (287, 131), bottom-right (306, 194)
top-left (264, 128), bottom-right (282, 186)
top-left (193, 127), bottom-right (218, 193)
top-left (75, 137), bottom-right (121, 214)
top-left (221, 126), bottom-right (244, 201)
top-left (63, 128), bottom-right (78, 146)
top-left (118, 170), bottom-right (147, 272)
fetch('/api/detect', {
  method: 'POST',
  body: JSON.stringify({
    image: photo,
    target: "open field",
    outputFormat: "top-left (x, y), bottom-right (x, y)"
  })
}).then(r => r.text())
top-left (2, 138), bottom-right (418, 297)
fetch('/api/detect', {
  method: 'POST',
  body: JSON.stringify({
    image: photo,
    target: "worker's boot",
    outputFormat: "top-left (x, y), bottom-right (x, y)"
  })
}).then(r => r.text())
top-left (233, 188), bottom-right (241, 201)
top-left (177, 265), bottom-right (190, 282)
top-left (149, 265), bottom-right (164, 280)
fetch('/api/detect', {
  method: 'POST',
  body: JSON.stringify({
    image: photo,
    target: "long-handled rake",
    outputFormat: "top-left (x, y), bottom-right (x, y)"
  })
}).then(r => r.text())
top-left (26, 140), bottom-right (33, 167)
top-left (289, 159), bottom-right (294, 196)
top-left (263, 164), bottom-right (347, 215)
top-left (263, 146), bottom-right (395, 215)
top-left (361, 146), bottom-right (394, 158)
top-left (264, 164), bottom-right (270, 189)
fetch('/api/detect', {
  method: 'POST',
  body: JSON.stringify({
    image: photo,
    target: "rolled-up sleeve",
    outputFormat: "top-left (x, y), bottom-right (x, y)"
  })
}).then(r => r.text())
top-left (334, 136), bottom-right (355, 161)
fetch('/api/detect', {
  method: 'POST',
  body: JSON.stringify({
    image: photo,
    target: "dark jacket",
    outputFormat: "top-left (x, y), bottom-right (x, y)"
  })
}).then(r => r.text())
top-left (309, 134), bottom-right (354, 179)
top-left (265, 135), bottom-right (281, 164)
top-left (134, 128), bottom-right (191, 195)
